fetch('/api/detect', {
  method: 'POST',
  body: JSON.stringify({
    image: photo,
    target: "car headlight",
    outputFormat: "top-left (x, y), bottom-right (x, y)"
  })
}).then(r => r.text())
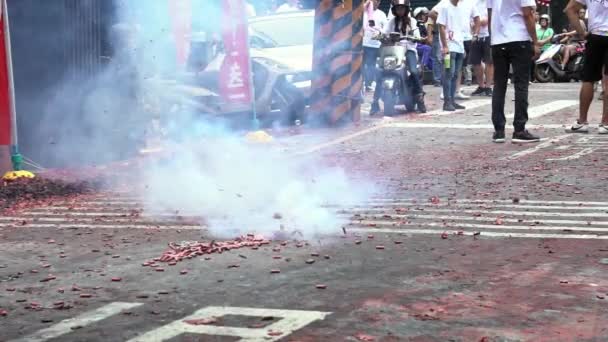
top-left (383, 57), bottom-right (398, 70)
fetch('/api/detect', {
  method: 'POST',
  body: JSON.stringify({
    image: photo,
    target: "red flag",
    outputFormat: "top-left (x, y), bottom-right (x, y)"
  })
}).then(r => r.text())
top-left (219, 0), bottom-right (253, 105)
top-left (168, 0), bottom-right (192, 66)
top-left (0, 3), bottom-right (11, 145)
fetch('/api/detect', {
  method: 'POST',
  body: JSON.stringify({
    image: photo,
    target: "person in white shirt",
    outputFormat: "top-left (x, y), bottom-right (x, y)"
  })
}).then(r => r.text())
top-left (276, 0), bottom-right (300, 13)
top-left (565, 0), bottom-right (608, 134)
top-left (470, 0), bottom-right (493, 97)
top-left (488, 0), bottom-right (540, 143)
top-left (363, 0), bottom-right (388, 91)
top-left (437, 0), bottom-right (478, 111)
top-left (371, 0), bottom-right (427, 114)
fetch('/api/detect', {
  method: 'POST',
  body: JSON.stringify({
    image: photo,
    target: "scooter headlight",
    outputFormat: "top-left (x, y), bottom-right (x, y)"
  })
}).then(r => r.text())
top-left (383, 57), bottom-right (398, 70)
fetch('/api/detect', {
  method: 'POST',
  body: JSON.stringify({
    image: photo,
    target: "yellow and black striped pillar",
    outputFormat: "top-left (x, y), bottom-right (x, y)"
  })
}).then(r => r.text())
top-left (310, 0), bottom-right (364, 126)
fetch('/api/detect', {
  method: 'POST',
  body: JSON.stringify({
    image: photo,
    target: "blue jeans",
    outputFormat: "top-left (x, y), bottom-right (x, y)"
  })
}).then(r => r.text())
top-left (363, 47), bottom-right (379, 87)
top-left (442, 52), bottom-right (464, 103)
top-left (431, 34), bottom-right (442, 83)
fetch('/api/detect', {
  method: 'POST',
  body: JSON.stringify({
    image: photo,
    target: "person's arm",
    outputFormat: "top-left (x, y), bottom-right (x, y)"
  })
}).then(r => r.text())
top-left (472, 16), bottom-right (481, 37)
top-left (538, 29), bottom-right (554, 45)
top-left (565, 0), bottom-right (587, 38)
top-left (437, 7), bottom-right (449, 54)
top-left (487, 0), bottom-right (493, 36)
top-left (521, 3), bottom-right (539, 58)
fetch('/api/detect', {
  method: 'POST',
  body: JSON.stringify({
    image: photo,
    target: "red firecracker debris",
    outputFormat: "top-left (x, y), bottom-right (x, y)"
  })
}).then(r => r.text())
top-left (367, 235), bottom-right (374, 239)
top-left (494, 218), bottom-right (504, 225)
top-left (270, 269), bottom-right (281, 274)
top-left (355, 333), bottom-right (376, 341)
top-left (268, 330), bottom-right (283, 336)
top-left (111, 277), bottom-right (122, 282)
top-left (0, 309), bottom-right (7, 316)
top-left (305, 259), bottom-right (315, 264)
top-left (394, 240), bottom-right (403, 244)
top-left (355, 240), bottom-right (362, 245)
top-left (157, 235), bottom-right (270, 264)
top-left (429, 197), bottom-right (440, 205)
top-left (375, 245), bottom-right (385, 250)
top-left (79, 293), bottom-right (93, 298)
top-left (441, 232), bottom-right (449, 239)
top-left (180, 270), bottom-right (188, 275)
top-left (40, 275), bottom-right (57, 283)
top-left (315, 284), bottom-right (327, 289)
top-left (155, 268), bottom-right (165, 272)
top-left (184, 317), bottom-right (218, 325)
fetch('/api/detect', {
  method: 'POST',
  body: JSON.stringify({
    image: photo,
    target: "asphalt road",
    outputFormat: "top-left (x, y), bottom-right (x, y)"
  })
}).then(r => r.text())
top-left (2, 82), bottom-right (608, 342)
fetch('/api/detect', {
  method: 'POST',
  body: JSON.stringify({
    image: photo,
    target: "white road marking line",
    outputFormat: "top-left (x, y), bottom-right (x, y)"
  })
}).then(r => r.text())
top-left (16, 211), bottom-right (196, 218)
top-left (546, 147), bottom-right (596, 161)
top-left (506, 100), bottom-right (578, 119)
top-left (346, 203), bottom-right (608, 211)
top-left (346, 215), bottom-right (608, 227)
top-left (292, 125), bottom-right (385, 155)
top-left (347, 227), bottom-right (608, 239)
top-left (366, 198), bottom-right (608, 206)
top-left (346, 208), bottom-right (608, 218)
top-left (506, 134), bottom-right (570, 160)
top-left (384, 122), bottom-right (567, 129)
top-left (349, 220), bottom-right (608, 232)
top-left (420, 100), bottom-right (491, 116)
top-left (127, 306), bottom-right (331, 342)
top-left (0, 222), bottom-right (201, 230)
top-left (8, 302), bottom-right (143, 342)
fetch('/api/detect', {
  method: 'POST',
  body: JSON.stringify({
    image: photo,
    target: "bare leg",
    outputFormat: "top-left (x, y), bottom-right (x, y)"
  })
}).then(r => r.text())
top-left (579, 82), bottom-right (594, 123)
top-left (486, 63), bottom-right (494, 87)
top-left (474, 64), bottom-right (485, 88)
top-left (561, 46), bottom-right (573, 69)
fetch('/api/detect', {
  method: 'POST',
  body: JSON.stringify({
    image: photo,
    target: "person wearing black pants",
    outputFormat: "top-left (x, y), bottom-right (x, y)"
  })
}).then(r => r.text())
top-left (488, 0), bottom-right (540, 143)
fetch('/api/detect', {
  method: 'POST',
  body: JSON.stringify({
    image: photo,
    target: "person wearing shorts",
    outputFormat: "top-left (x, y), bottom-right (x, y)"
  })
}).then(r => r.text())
top-left (566, 0), bottom-right (608, 134)
top-left (470, 0), bottom-right (492, 96)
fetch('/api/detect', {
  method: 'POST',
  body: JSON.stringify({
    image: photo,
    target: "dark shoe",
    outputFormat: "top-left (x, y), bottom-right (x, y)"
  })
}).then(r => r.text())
top-left (471, 87), bottom-right (485, 96)
top-left (512, 130), bottom-right (541, 143)
top-left (493, 131), bottom-right (506, 143)
top-left (416, 94), bottom-right (427, 113)
top-left (370, 102), bottom-right (380, 116)
top-left (484, 88), bottom-right (493, 96)
top-left (453, 102), bottom-right (466, 110)
top-left (433, 81), bottom-right (442, 87)
top-left (443, 102), bottom-right (455, 112)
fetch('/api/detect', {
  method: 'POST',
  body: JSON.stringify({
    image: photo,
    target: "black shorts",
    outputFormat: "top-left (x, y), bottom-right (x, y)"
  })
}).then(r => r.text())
top-left (464, 40), bottom-right (472, 66)
top-left (582, 34), bottom-right (608, 82)
top-left (470, 36), bottom-right (492, 65)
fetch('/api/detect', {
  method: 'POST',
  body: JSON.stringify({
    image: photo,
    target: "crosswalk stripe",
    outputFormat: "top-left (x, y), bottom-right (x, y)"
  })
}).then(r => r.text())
top-left (345, 215), bottom-right (608, 226)
top-left (366, 198), bottom-right (608, 206)
top-left (348, 220), bottom-right (608, 232)
top-left (0, 222), bottom-right (201, 230)
top-left (344, 208), bottom-right (608, 218)
top-left (506, 100), bottom-right (578, 119)
top-left (347, 227), bottom-right (608, 240)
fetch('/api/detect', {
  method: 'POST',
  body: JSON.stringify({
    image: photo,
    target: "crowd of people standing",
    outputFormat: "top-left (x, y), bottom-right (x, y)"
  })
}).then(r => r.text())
top-left (362, 0), bottom-right (608, 143)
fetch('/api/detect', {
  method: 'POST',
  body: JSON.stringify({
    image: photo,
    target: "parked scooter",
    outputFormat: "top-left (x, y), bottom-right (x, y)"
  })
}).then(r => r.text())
top-left (373, 32), bottom-right (425, 116)
top-left (535, 34), bottom-right (585, 83)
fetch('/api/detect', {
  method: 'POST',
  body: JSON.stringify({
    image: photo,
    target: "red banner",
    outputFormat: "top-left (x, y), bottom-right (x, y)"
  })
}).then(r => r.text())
top-left (219, 0), bottom-right (253, 105)
top-left (0, 5), bottom-right (11, 146)
top-left (168, 0), bottom-right (192, 66)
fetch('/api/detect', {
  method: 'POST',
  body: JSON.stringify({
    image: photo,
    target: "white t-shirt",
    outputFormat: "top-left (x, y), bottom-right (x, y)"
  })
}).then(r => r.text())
top-left (437, 1), bottom-right (468, 53)
top-left (459, 0), bottom-right (480, 41)
top-left (487, 0), bottom-right (536, 46)
top-left (384, 16), bottom-right (421, 51)
top-left (276, 4), bottom-right (300, 13)
top-left (476, 0), bottom-right (490, 37)
top-left (576, 0), bottom-right (608, 34)
top-left (363, 9), bottom-right (388, 48)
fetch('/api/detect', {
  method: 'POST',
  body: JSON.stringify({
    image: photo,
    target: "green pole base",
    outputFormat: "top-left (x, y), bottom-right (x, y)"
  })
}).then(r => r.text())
top-left (11, 153), bottom-right (23, 171)
top-left (251, 118), bottom-right (260, 131)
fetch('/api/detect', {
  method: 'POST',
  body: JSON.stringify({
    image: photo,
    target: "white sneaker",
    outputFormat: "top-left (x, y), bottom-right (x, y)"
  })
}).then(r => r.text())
top-left (599, 124), bottom-right (608, 134)
top-left (456, 91), bottom-right (470, 100)
top-left (440, 92), bottom-right (444, 100)
top-left (567, 121), bottom-right (589, 133)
